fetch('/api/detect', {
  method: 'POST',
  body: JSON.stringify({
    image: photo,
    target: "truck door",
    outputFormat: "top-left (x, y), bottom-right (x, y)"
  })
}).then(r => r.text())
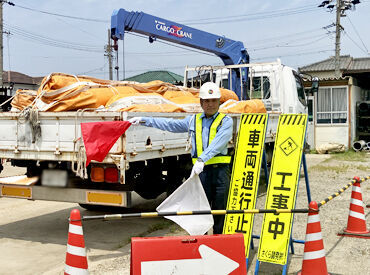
top-left (293, 72), bottom-right (307, 114)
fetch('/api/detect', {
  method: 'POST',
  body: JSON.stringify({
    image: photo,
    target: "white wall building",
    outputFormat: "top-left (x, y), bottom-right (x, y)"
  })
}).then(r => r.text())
top-left (299, 56), bottom-right (370, 150)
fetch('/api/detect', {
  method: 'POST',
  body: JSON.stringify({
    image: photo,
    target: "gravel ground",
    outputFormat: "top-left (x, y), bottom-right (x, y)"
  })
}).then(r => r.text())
top-left (87, 152), bottom-right (370, 275)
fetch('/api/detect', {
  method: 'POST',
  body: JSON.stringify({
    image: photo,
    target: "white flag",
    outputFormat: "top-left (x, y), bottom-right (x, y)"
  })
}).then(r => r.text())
top-left (156, 175), bottom-right (214, 235)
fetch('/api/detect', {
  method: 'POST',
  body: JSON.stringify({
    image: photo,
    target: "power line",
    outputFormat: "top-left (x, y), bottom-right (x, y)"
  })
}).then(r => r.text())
top-left (345, 16), bottom-right (369, 53)
top-left (4, 23), bottom-right (102, 48)
top-left (77, 61), bottom-right (107, 75)
top-left (180, 4), bottom-right (318, 24)
top-left (4, 22), bottom-right (103, 52)
top-left (7, 2), bottom-right (318, 26)
top-left (54, 17), bottom-right (102, 40)
top-left (246, 27), bottom-right (325, 45)
top-left (251, 49), bottom-right (334, 61)
top-left (342, 30), bottom-right (368, 54)
top-left (183, 6), bottom-right (318, 25)
top-left (10, 2), bottom-right (108, 23)
top-left (248, 33), bottom-right (331, 52)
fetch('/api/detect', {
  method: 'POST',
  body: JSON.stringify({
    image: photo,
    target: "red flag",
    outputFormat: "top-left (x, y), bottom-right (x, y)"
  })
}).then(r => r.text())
top-left (81, 121), bottom-right (131, 166)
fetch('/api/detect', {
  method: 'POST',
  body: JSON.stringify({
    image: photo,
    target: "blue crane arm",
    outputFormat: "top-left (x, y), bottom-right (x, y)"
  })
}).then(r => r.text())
top-left (111, 9), bottom-right (249, 98)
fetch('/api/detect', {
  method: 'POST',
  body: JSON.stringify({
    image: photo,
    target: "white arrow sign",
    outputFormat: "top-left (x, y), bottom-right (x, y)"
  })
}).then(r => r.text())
top-left (141, 244), bottom-right (240, 275)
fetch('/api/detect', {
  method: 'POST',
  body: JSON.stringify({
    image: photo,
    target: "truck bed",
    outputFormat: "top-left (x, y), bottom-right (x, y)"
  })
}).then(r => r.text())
top-left (0, 111), bottom-right (278, 164)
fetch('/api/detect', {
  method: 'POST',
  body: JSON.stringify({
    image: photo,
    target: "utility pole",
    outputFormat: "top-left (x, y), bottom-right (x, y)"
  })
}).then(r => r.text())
top-left (104, 29), bottom-right (113, 80)
top-left (318, 0), bottom-right (361, 78)
top-left (334, 0), bottom-right (341, 78)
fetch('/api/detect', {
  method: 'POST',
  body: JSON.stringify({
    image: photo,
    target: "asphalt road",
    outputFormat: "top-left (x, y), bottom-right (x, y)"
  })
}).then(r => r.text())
top-left (0, 164), bottom-right (166, 275)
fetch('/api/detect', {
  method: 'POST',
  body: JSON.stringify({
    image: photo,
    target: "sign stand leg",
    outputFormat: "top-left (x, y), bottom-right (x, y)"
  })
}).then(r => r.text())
top-left (290, 236), bottom-right (295, 254)
top-left (252, 150), bottom-right (270, 274)
top-left (254, 259), bottom-right (260, 275)
top-left (302, 153), bottom-right (312, 203)
top-left (250, 150), bottom-right (269, 271)
top-left (262, 150), bottom-right (270, 187)
top-left (282, 263), bottom-right (288, 275)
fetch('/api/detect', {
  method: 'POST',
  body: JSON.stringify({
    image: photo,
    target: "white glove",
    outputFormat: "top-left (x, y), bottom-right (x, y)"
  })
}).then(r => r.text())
top-left (128, 117), bottom-right (142, 125)
top-left (191, 160), bottom-right (204, 177)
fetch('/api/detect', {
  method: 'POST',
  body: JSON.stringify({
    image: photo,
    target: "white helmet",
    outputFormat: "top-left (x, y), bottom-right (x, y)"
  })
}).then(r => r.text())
top-left (199, 82), bottom-right (221, 99)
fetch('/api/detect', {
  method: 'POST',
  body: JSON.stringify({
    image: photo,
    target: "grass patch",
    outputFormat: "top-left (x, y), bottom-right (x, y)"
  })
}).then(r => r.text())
top-left (168, 223), bottom-right (182, 233)
top-left (309, 164), bottom-right (351, 173)
top-left (355, 164), bottom-right (370, 171)
top-left (309, 162), bottom-right (369, 174)
top-left (146, 219), bottom-right (173, 234)
top-left (326, 149), bottom-right (369, 162)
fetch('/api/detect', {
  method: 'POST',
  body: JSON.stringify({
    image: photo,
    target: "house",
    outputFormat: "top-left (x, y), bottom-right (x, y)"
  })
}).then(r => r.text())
top-left (124, 70), bottom-right (183, 84)
top-left (2, 71), bottom-right (43, 93)
top-left (299, 55), bottom-right (370, 150)
top-left (0, 71), bottom-right (44, 111)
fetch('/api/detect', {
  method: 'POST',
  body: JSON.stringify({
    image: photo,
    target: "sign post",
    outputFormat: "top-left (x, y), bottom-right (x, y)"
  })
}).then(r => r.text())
top-left (256, 114), bottom-right (307, 271)
top-left (223, 113), bottom-right (268, 267)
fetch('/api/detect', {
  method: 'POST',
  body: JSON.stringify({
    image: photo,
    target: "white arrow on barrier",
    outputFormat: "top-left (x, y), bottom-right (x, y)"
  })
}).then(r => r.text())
top-left (141, 244), bottom-right (240, 275)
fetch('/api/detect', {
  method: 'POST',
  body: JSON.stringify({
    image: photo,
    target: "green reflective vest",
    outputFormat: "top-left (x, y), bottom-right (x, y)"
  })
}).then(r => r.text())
top-left (192, 113), bottom-right (231, 165)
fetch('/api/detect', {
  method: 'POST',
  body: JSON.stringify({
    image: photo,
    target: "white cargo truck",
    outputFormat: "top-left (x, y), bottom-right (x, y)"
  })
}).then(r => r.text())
top-left (0, 60), bottom-right (316, 207)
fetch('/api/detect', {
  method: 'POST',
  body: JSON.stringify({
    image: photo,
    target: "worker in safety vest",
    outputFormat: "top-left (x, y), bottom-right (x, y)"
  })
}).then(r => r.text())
top-left (128, 82), bottom-right (233, 234)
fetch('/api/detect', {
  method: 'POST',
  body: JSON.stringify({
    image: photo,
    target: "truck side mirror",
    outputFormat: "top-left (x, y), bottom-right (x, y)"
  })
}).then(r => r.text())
top-left (310, 77), bottom-right (319, 93)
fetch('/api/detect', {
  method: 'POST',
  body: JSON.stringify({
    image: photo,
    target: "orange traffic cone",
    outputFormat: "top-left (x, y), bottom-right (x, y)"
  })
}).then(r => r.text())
top-left (298, 201), bottom-right (329, 275)
top-left (64, 209), bottom-right (89, 274)
top-left (338, 177), bottom-right (370, 239)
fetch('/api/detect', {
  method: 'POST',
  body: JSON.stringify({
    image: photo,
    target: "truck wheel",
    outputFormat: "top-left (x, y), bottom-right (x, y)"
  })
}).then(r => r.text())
top-left (165, 155), bottom-right (192, 195)
top-left (128, 159), bottom-right (166, 200)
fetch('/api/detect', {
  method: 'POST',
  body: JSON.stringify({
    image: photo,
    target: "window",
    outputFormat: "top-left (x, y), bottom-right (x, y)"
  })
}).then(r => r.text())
top-left (247, 76), bottom-right (271, 99)
top-left (316, 87), bottom-right (347, 124)
top-left (295, 74), bottom-right (306, 106)
top-left (222, 78), bottom-right (229, 89)
top-left (307, 98), bottom-right (313, 122)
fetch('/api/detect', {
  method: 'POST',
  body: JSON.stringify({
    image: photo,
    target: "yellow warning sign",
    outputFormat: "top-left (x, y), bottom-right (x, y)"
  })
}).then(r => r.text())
top-left (257, 114), bottom-right (307, 265)
top-left (223, 113), bottom-right (268, 257)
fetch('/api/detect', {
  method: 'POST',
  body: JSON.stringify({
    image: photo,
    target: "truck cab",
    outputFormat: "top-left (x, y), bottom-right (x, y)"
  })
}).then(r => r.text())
top-left (185, 60), bottom-right (308, 115)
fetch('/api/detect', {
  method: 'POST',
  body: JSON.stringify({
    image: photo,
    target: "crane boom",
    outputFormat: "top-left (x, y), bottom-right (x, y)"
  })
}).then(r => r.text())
top-left (111, 9), bottom-right (249, 98)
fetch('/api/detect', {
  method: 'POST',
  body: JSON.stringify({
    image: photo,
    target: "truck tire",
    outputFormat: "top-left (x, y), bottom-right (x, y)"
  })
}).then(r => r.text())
top-left (128, 159), bottom-right (167, 200)
top-left (165, 155), bottom-right (192, 195)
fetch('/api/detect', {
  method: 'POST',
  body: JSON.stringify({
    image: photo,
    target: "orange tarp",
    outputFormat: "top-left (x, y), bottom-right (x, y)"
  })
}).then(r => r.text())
top-left (220, 88), bottom-right (239, 103)
top-left (105, 91), bottom-right (158, 107)
top-left (120, 104), bottom-right (185, 113)
top-left (162, 90), bottom-right (199, 104)
top-left (11, 89), bottom-right (37, 111)
top-left (220, 99), bottom-right (266, 113)
top-left (10, 73), bottom-right (266, 114)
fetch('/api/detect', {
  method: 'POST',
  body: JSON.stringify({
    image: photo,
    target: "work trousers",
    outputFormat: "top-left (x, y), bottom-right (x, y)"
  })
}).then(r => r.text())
top-left (199, 163), bottom-right (231, 234)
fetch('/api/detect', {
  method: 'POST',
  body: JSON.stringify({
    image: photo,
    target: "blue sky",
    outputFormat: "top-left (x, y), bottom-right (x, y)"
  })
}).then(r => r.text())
top-left (3, 0), bottom-right (370, 79)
